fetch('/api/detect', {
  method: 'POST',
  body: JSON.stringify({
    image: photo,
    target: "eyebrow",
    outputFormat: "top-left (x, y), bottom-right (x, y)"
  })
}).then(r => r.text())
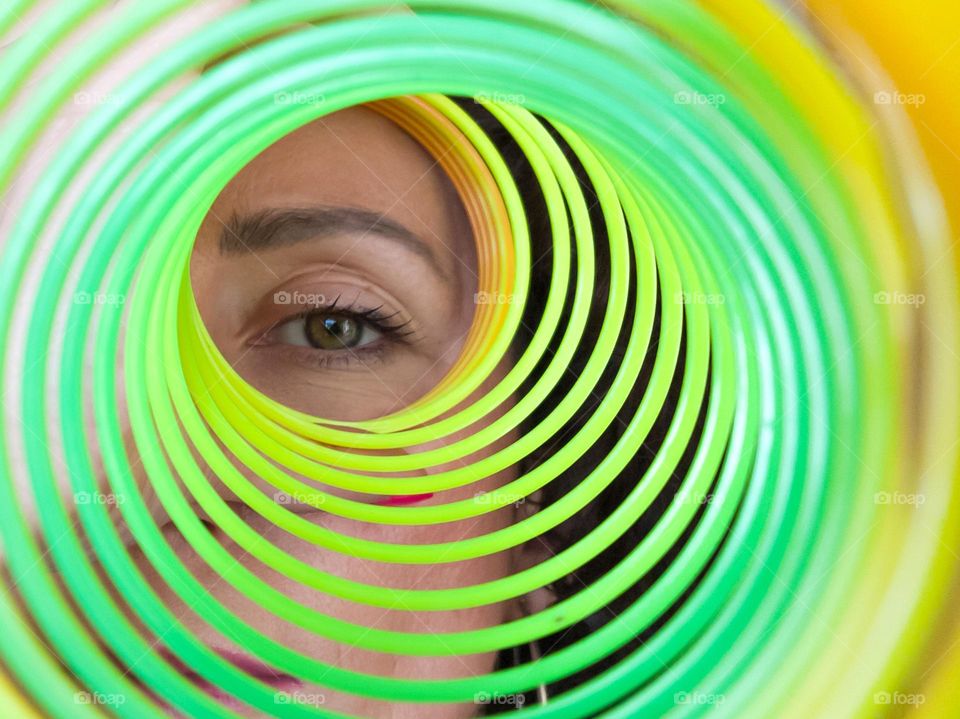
top-left (218, 206), bottom-right (450, 281)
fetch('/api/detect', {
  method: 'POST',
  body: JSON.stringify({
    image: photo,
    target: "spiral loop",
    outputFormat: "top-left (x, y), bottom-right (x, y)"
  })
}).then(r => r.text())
top-left (1, 1), bottom-right (958, 717)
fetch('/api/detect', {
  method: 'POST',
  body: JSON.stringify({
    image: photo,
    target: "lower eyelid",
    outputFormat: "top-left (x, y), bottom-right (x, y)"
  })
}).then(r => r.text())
top-left (262, 341), bottom-right (394, 371)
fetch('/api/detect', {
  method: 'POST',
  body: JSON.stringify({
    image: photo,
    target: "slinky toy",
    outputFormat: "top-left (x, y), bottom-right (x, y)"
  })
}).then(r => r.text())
top-left (1, 1), bottom-right (958, 717)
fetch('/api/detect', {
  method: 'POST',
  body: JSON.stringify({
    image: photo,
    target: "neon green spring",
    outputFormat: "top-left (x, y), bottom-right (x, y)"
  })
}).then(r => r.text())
top-left (1, 1), bottom-right (958, 717)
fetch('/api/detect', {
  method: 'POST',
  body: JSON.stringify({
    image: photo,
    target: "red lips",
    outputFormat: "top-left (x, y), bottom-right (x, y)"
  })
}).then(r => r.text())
top-left (375, 492), bottom-right (434, 506)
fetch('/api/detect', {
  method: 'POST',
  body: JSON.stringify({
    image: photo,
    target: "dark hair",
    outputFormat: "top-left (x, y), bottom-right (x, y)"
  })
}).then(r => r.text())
top-left (453, 98), bottom-right (713, 711)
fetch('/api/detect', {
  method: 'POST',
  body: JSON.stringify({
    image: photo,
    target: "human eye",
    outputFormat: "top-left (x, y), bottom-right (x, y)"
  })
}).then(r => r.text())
top-left (254, 294), bottom-right (415, 370)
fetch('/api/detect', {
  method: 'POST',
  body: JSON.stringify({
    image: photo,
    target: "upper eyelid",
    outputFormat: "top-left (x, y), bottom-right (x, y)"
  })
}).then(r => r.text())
top-left (242, 279), bottom-right (422, 351)
top-left (282, 299), bottom-right (411, 331)
top-left (264, 302), bottom-right (416, 345)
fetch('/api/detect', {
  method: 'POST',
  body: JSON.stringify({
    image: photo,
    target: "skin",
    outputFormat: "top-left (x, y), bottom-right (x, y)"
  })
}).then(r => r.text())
top-left (122, 105), bottom-right (547, 718)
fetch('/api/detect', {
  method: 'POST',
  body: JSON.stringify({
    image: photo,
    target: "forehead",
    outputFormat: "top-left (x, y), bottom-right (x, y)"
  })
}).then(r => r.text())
top-left (196, 105), bottom-right (472, 267)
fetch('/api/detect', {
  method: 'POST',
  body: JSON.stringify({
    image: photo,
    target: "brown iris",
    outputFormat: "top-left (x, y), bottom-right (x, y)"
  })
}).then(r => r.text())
top-left (303, 312), bottom-right (362, 349)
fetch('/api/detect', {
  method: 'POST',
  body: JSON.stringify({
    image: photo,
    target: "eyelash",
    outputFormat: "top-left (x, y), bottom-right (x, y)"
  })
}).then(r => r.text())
top-left (260, 295), bottom-right (415, 368)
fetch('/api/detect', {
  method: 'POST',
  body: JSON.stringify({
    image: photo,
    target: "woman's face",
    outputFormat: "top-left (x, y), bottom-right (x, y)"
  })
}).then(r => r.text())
top-left (125, 105), bottom-right (524, 718)
top-left (191, 105), bottom-right (479, 421)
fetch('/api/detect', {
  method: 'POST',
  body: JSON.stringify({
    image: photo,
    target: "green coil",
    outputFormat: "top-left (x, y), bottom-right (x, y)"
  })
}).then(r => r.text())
top-left (1, 1), bottom-right (958, 718)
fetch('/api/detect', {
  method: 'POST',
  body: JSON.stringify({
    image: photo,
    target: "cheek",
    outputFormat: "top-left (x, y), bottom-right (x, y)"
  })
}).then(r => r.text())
top-left (233, 349), bottom-right (464, 422)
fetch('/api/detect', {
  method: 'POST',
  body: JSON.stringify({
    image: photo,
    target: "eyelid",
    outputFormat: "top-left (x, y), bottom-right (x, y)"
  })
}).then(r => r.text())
top-left (255, 286), bottom-right (397, 329)
top-left (250, 298), bottom-right (417, 370)
top-left (242, 265), bottom-right (426, 338)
